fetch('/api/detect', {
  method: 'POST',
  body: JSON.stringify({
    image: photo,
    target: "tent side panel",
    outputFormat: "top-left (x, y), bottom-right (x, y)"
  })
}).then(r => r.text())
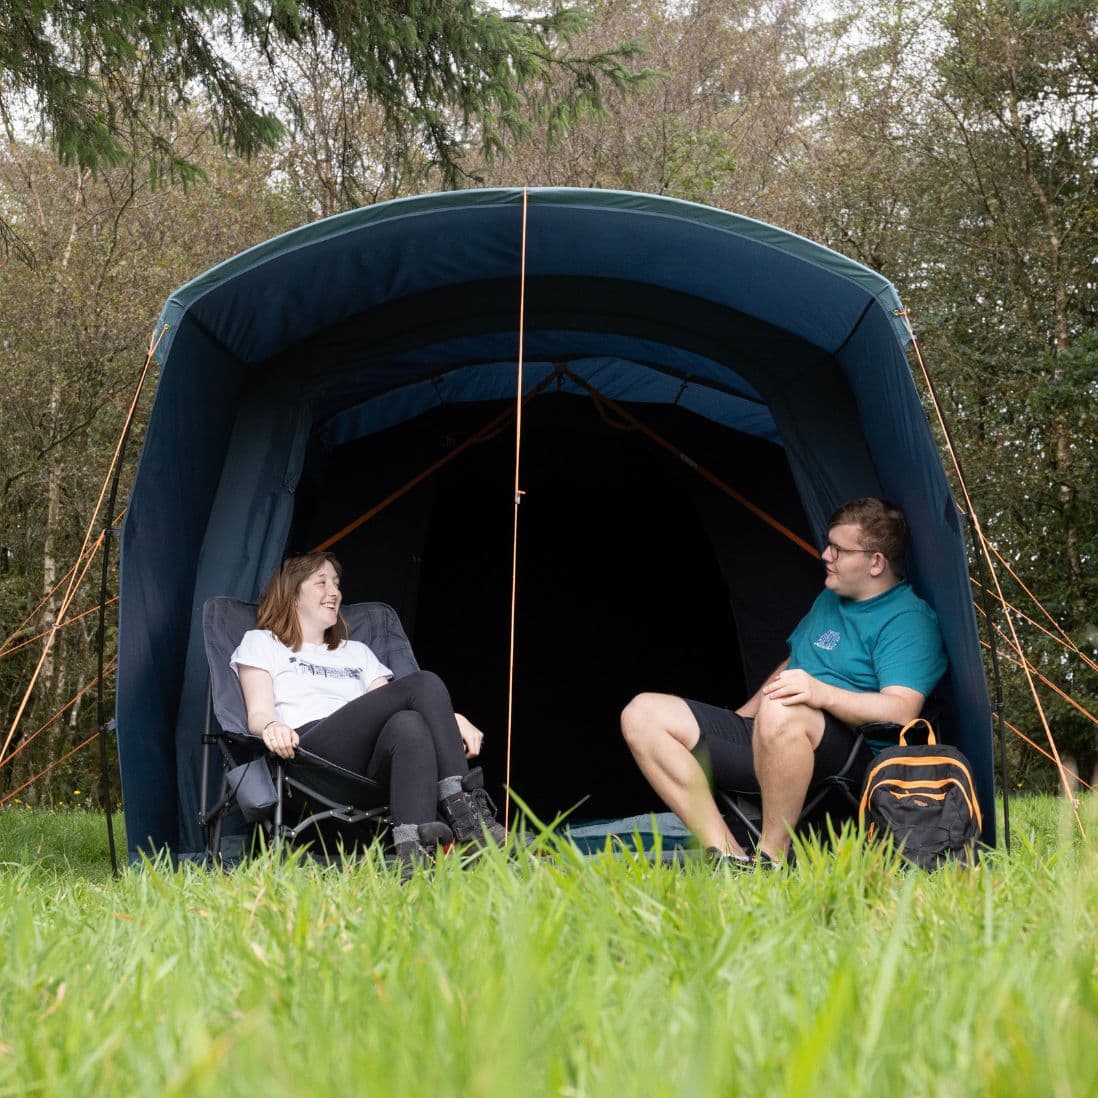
top-left (839, 310), bottom-right (995, 842)
top-left (118, 321), bottom-right (246, 857)
top-left (172, 367), bottom-right (316, 856)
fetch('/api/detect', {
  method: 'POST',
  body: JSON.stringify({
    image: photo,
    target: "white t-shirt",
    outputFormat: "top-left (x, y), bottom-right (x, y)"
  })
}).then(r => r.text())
top-left (230, 629), bottom-right (393, 728)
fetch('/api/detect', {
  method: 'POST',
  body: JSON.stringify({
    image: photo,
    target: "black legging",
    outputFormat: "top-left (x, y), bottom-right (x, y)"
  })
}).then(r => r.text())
top-left (297, 670), bottom-right (469, 825)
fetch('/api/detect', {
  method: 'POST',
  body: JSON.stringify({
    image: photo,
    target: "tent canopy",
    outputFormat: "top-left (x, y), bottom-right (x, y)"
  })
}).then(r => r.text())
top-left (118, 188), bottom-right (993, 858)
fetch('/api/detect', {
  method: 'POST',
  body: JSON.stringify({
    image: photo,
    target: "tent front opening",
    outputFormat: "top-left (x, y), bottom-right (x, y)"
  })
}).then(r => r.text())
top-left (292, 392), bottom-right (821, 822)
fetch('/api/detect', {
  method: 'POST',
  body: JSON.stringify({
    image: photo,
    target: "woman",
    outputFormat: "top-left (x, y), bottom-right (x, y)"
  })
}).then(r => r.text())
top-left (231, 551), bottom-right (505, 869)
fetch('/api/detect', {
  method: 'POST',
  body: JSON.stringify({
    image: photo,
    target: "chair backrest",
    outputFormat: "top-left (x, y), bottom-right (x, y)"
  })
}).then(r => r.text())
top-left (202, 597), bottom-right (420, 734)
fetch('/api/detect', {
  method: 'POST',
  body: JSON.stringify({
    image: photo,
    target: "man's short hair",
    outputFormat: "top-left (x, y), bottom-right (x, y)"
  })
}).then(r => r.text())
top-left (828, 498), bottom-right (908, 572)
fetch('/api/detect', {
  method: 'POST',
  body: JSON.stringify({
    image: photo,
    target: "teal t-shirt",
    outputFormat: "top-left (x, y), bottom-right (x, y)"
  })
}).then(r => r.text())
top-left (787, 582), bottom-right (947, 699)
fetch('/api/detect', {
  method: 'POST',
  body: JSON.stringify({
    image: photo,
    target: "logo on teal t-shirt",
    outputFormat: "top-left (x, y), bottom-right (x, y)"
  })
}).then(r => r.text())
top-left (813, 629), bottom-right (841, 651)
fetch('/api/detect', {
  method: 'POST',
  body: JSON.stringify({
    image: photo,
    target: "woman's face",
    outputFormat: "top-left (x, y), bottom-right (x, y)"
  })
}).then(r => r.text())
top-left (294, 560), bottom-right (342, 636)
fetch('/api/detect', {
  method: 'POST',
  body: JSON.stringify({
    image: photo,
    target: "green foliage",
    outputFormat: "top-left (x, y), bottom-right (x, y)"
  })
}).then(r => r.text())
top-left (0, 799), bottom-right (1095, 1094)
top-left (0, 0), bottom-right (650, 200)
top-left (0, 125), bottom-right (310, 803)
top-left (896, 0), bottom-right (1098, 782)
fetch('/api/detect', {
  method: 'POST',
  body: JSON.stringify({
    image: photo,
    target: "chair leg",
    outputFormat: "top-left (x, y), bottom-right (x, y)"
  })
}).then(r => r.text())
top-left (716, 790), bottom-right (762, 846)
top-left (209, 774), bottom-right (228, 870)
top-left (715, 733), bottom-right (868, 851)
top-left (273, 761), bottom-right (285, 854)
top-left (792, 734), bottom-right (868, 840)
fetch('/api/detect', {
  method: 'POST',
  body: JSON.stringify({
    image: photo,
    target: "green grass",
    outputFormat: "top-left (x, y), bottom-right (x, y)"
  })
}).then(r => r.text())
top-left (0, 798), bottom-right (1095, 1096)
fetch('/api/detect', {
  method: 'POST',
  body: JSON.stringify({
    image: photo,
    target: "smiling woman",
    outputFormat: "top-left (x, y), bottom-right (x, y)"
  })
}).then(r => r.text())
top-left (230, 552), bottom-right (506, 870)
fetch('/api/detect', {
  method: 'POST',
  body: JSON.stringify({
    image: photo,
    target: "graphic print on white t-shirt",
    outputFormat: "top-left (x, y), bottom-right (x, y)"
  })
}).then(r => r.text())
top-left (289, 656), bottom-right (363, 680)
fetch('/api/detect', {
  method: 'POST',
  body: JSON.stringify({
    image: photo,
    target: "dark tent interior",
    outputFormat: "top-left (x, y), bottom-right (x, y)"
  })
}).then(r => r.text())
top-left (294, 393), bottom-right (825, 821)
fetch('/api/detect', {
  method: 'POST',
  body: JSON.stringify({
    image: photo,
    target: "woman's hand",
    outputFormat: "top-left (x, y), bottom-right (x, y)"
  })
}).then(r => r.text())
top-left (455, 713), bottom-right (484, 759)
top-left (261, 720), bottom-right (299, 759)
top-left (239, 666), bottom-right (298, 757)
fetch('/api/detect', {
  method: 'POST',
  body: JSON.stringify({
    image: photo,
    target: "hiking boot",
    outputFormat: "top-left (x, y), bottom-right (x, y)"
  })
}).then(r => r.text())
top-left (392, 821), bottom-right (454, 880)
top-left (439, 767), bottom-right (507, 848)
top-left (755, 847), bottom-right (796, 871)
top-left (705, 847), bottom-right (755, 874)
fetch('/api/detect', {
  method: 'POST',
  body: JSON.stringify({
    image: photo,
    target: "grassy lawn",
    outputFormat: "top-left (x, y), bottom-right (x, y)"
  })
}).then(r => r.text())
top-left (0, 798), bottom-right (1095, 1097)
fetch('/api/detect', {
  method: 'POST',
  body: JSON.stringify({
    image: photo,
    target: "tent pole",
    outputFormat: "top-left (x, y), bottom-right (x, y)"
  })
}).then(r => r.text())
top-left (94, 437), bottom-right (132, 877)
top-left (967, 512), bottom-right (1011, 851)
top-left (312, 371), bottom-right (558, 553)
top-left (503, 187), bottom-right (530, 833)
top-left (560, 368), bottom-right (818, 558)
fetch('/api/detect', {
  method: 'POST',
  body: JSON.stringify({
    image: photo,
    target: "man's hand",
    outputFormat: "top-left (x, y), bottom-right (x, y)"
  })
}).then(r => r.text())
top-left (761, 670), bottom-right (925, 728)
top-left (761, 668), bottom-right (831, 710)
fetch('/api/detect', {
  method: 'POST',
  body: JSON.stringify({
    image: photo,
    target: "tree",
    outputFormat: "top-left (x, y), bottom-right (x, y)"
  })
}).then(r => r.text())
top-left (802, 0), bottom-right (1098, 783)
top-left (475, 0), bottom-right (817, 213)
top-left (0, 1), bottom-right (647, 239)
top-left (257, 23), bottom-right (443, 217)
top-left (0, 119), bottom-right (308, 804)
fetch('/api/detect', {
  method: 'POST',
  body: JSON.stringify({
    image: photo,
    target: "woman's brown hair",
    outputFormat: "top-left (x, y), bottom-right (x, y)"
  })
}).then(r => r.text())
top-left (256, 552), bottom-right (349, 651)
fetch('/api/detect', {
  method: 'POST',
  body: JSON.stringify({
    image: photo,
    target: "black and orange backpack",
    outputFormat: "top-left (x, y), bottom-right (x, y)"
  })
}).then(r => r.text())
top-left (859, 718), bottom-right (982, 868)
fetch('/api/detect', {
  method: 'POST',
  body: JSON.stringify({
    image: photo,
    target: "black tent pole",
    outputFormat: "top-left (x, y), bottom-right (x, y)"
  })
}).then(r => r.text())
top-left (94, 442), bottom-right (129, 878)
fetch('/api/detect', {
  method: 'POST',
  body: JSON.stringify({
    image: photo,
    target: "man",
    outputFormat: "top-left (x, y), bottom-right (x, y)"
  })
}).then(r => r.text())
top-left (620, 498), bottom-right (947, 867)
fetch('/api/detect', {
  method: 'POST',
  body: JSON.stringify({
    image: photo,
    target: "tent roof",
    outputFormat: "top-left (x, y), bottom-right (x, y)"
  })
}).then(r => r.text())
top-left (155, 188), bottom-right (910, 369)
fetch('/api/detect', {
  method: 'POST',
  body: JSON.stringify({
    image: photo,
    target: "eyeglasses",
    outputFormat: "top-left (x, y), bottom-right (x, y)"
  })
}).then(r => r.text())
top-left (823, 541), bottom-right (878, 557)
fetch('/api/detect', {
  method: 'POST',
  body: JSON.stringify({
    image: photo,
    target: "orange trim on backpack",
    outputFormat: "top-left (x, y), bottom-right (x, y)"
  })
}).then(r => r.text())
top-left (863, 754), bottom-right (978, 791)
top-left (886, 789), bottom-right (948, 802)
top-left (860, 772), bottom-right (982, 830)
top-left (875, 776), bottom-right (980, 817)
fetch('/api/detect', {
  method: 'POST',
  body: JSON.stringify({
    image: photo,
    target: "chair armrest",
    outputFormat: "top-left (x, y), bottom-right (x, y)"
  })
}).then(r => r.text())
top-left (854, 721), bottom-right (901, 739)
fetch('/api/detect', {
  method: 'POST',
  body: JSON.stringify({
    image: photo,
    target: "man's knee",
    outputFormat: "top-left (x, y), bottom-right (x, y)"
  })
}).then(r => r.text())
top-left (620, 693), bottom-right (664, 748)
top-left (621, 692), bottom-right (694, 754)
top-left (753, 697), bottom-right (822, 751)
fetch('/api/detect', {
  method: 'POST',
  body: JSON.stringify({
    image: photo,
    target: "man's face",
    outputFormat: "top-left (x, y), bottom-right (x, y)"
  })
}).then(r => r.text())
top-left (821, 522), bottom-right (879, 599)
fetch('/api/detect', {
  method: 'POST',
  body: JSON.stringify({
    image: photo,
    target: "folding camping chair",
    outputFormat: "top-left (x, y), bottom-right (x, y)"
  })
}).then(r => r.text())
top-left (715, 729), bottom-right (870, 850)
top-left (198, 597), bottom-right (420, 863)
top-left (716, 709), bottom-right (941, 849)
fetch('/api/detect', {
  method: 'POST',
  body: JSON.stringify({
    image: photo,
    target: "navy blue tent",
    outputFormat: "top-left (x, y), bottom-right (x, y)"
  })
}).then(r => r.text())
top-left (118, 187), bottom-right (994, 859)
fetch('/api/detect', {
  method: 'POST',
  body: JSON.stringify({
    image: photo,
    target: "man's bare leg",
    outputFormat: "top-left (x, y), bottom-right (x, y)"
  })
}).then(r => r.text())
top-left (752, 695), bottom-right (826, 859)
top-left (621, 692), bottom-right (748, 857)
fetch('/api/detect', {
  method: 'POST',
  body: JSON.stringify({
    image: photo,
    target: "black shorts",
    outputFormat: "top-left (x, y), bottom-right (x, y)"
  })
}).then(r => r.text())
top-left (686, 698), bottom-right (871, 793)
